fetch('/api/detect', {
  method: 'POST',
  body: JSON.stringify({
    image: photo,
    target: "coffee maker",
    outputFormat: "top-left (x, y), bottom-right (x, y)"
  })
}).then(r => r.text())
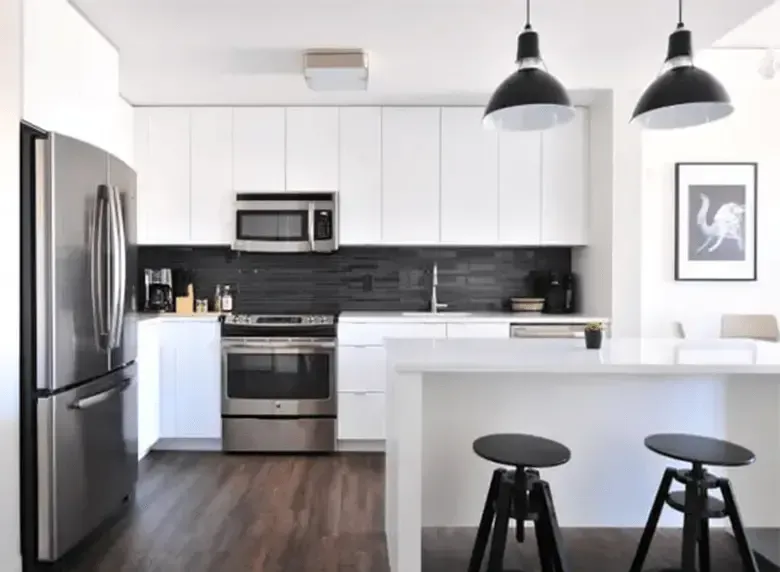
top-left (144, 268), bottom-right (174, 312)
top-left (537, 272), bottom-right (578, 314)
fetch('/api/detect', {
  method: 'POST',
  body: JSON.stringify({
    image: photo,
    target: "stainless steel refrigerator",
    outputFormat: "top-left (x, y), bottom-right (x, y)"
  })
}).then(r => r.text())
top-left (21, 128), bottom-right (139, 563)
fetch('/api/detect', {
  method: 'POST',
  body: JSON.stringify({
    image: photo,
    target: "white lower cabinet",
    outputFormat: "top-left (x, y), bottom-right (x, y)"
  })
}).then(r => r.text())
top-left (337, 347), bottom-right (386, 392)
top-left (336, 320), bottom-right (511, 446)
top-left (137, 320), bottom-right (161, 460)
top-left (156, 320), bottom-right (222, 445)
top-left (446, 322), bottom-right (510, 338)
top-left (338, 392), bottom-right (386, 441)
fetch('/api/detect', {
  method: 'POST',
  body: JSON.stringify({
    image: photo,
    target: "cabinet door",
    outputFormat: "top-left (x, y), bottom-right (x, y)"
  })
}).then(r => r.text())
top-left (286, 107), bottom-right (339, 191)
top-left (233, 107), bottom-right (285, 191)
top-left (337, 346), bottom-right (386, 392)
top-left (381, 107), bottom-right (441, 244)
top-left (190, 108), bottom-right (233, 244)
top-left (498, 130), bottom-right (542, 244)
top-left (158, 325), bottom-right (178, 439)
top-left (446, 322), bottom-right (510, 338)
top-left (440, 107), bottom-right (498, 244)
top-left (541, 108), bottom-right (588, 245)
top-left (337, 393), bottom-right (386, 440)
top-left (171, 321), bottom-right (222, 439)
top-left (339, 107), bottom-right (382, 244)
top-left (138, 108), bottom-right (191, 245)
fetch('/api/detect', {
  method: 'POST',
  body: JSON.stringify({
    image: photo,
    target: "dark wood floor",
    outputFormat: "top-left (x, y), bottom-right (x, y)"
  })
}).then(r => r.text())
top-left (56, 451), bottom-right (774, 572)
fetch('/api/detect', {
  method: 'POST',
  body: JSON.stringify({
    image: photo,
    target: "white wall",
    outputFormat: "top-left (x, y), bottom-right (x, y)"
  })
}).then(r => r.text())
top-left (574, 87), bottom-right (644, 336)
top-left (22, 0), bottom-right (134, 166)
top-left (573, 90), bottom-right (614, 320)
top-left (0, 0), bottom-right (22, 569)
top-left (640, 55), bottom-right (780, 338)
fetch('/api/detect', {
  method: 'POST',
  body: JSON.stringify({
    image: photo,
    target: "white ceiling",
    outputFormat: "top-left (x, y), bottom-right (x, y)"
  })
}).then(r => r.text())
top-left (716, 0), bottom-right (780, 47)
top-left (69, 0), bottom-right (775, 105)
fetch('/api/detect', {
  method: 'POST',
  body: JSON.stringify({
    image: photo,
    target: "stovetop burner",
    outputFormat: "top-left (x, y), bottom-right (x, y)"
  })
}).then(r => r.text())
top-left (223, 314), bottom-right (335, 326)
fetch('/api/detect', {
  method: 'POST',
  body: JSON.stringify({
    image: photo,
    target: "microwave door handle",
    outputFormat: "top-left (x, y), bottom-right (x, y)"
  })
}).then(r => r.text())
top-left (90, 187), bottom-right (108, 350)
top-left (307, 203), bottom-right (315, 251)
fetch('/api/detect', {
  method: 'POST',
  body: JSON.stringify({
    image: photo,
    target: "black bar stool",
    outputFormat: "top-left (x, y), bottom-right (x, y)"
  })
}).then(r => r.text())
top-left (629, 433), bottom-right (759, 572)
top-left (467, 433), bottom-right (571, 572)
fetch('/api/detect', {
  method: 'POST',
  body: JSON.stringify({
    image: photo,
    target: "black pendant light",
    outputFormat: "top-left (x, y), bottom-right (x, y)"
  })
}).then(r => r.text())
top-left (483, 0), bottom-right (574, 131)
top-left (631, 0), bottom-right (733, 129)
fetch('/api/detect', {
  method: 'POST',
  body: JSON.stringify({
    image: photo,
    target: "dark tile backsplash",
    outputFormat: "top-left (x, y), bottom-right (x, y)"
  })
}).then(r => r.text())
top-left (138, 246), bottom-right (571, 314)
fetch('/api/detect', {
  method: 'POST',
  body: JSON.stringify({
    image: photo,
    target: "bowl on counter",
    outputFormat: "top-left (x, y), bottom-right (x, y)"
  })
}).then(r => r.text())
top-left (510, 297), bottom-right (545, 312)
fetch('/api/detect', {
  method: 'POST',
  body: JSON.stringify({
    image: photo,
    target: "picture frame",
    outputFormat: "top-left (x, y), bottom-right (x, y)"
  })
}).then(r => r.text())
top-left (674, 162), bottom-right (758, 282)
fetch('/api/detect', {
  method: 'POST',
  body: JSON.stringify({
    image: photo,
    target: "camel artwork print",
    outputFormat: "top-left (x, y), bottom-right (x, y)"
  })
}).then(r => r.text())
top-left (675, 162), bottom-right (757, 281)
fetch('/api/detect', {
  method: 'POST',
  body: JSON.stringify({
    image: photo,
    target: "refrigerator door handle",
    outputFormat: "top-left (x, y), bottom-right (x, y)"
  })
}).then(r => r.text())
top-left (107, 185), bottom-right (126, 349)
top-left (89, 187), bottom-right (108, 350)
top-left (68, 378), bottom-right (131, 410)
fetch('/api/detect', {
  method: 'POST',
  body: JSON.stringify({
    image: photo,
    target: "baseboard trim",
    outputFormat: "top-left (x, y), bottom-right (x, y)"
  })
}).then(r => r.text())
top-left (152, 438), bottom-right (222, 451)
top-left (338, 439), bottom-right (385, 453)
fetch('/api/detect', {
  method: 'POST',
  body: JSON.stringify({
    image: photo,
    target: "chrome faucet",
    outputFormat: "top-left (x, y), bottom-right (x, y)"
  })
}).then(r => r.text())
top-left (430, 262), bottom-right (448, 313)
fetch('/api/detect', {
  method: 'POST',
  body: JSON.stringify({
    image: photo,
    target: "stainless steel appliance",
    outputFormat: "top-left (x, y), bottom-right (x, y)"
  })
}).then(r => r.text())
top-left (232, 192), bottom-right (338, 253)
top-left (510, 323), bottom-right (586, 338)
top-left (220, 314), bottom-right (337, 452)
top-left (20, 128), bottom-right (138, 563)
top-left (144, 268), bottom-right (173, 312)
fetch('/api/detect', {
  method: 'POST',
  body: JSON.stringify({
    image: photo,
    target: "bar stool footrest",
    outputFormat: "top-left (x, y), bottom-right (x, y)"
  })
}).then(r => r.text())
top-left (666, 490), bottom-right (727, 518)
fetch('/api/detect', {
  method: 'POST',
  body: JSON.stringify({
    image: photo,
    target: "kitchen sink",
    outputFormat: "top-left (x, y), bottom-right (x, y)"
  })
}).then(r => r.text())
top-left (401, 312), bottom-right (473, 317)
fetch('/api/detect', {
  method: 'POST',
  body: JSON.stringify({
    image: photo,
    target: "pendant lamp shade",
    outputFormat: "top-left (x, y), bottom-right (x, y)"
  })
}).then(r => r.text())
top-left (632, 15), bottom-right (733, 129)
top-left (484, 18), bottom-right (574, 131)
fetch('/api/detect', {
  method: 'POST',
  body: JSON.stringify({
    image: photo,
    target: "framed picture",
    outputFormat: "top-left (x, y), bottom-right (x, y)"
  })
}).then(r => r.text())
top-left (674, 162), bottom-right (758, 281)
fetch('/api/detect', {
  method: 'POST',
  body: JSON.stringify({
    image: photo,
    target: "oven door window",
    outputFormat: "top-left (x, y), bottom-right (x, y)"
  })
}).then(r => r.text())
top-left (236, 210), bottom-right (308, 242)
top-left (226, 351), bottom-right (331, 400)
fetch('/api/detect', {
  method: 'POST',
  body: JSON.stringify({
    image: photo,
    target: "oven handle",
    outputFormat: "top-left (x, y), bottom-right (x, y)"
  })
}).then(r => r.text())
top-left (221, 340), bottom-right (336, 351)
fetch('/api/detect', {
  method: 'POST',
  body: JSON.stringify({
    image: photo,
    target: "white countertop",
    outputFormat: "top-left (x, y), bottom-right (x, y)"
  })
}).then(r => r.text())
top-left (385, 337), bottom-right (780, 375)
top-left (338, 311), bottom-right (608, 324)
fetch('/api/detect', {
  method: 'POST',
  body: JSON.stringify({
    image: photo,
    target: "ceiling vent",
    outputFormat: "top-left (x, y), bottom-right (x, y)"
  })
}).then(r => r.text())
top-left (303, 50), bottom-right (368, 91)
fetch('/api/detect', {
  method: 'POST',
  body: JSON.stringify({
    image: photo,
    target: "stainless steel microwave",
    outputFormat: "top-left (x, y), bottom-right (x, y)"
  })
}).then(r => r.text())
top-left (232, 193), bottom-right (338, 253)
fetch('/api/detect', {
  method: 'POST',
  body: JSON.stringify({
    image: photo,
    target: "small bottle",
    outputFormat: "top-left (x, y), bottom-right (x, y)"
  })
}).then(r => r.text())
top-left (221, 285), bottom-right (234, 313)
top-left (214, 285), bottom-right (222, 313)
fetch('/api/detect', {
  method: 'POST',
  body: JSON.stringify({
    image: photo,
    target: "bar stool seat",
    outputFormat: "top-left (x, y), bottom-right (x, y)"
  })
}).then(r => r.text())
top-left (645, 433), bottom-right (756, 467)
top-left (473, 433), bottom-right (572, 468)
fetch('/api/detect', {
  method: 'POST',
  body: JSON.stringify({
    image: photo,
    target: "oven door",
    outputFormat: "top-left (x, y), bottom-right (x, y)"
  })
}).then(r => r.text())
top-left (221, 338), bottom-right (336, 416)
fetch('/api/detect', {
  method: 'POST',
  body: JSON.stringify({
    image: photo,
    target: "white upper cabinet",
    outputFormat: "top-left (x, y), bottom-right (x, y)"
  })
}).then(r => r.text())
top-left (286, 107), bottom-right (339, 191)
top-left (190, 108), bottom-right (233, 244)
top-left (498, 130), bottom-right (543, 245)
top-left (232, 107), bottom-right (285, 191)
top-left (440, 107), bottom-right (499, 245)
top-left (381, 107), bottom-right (441, 244)
top-left (339, 107), bottom-right (382, 244)
top-left (541, 107), bottom-right (589, 245)
top-left (136, 107), bottom-right (191, 245)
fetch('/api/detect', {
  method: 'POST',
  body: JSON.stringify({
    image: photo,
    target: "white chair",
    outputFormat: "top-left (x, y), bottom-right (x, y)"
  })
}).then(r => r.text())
top-left (720, 314), bottom-right (780, 342)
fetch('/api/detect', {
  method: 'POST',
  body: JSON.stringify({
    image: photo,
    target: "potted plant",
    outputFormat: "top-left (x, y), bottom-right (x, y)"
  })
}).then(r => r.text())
top-left (584, 322), bottom-right (604, 349)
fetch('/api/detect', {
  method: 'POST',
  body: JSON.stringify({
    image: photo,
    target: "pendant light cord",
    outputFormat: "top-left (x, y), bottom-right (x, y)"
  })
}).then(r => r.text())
top-left (524, 0), bottom-right (531, 30)
top-left (677, 0), bottom-right (684, 28)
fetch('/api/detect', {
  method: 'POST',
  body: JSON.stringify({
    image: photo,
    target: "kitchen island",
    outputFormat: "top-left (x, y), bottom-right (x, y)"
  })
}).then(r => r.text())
top-left (384, 337), bottom-right (780, 572)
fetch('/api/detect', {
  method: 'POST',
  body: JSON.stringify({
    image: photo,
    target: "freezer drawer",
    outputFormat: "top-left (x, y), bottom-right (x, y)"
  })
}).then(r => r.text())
top-left (37, 364), bottom-right (138, 561)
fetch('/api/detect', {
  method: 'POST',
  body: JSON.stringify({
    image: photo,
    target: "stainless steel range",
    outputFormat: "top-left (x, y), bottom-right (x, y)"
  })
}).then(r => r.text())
top-left (220, 314), bottom-right (337, 453)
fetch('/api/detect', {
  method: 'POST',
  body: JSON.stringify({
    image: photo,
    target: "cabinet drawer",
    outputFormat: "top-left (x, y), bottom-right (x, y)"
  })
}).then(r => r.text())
top-left (338, 347), bottom-right (386, 392)
top-left (446, 323), bottom-right (510, 338)
top-left (338, 392), bottom-right (385, 441)
top-left (338, 322), bottom-right (447, 346)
